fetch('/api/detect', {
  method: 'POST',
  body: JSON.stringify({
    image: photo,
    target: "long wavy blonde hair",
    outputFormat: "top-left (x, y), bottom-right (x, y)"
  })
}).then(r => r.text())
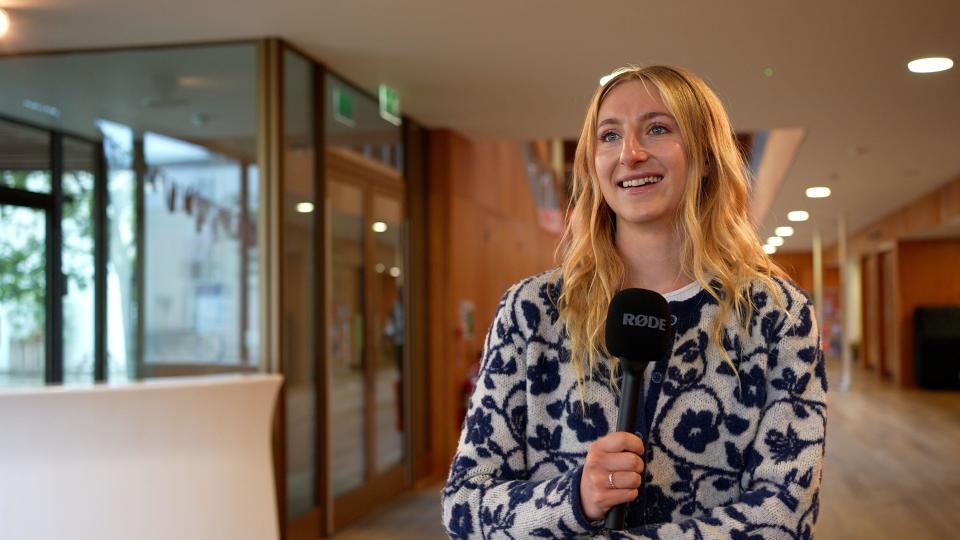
top-left (557, 65), bottom-right (786, 396)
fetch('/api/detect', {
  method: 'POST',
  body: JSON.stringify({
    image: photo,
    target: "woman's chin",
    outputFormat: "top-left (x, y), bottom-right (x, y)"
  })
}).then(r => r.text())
top-left (614, 209), bottom-right (674, 229)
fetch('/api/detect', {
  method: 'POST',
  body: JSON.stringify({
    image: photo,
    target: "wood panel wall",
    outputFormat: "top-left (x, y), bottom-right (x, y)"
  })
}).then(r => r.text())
top-left (823, 175), bottom-right (960, 387)
top-left (771, 251), bottom-right (814, 293)
top-left (860, 255), bottom-right (877, 369)
top-left (771, 251), bottom-right (840, 358)
top-left (426, 130), bottom-right (560, 481)
top-left (881, 250), bottom-right (898, 381)
top-left (861, 254), bottom-right (882, 372)
top-left (825, 174), bottom-right (960, 264)
top-left (895, 239), bottom-right (960, 388)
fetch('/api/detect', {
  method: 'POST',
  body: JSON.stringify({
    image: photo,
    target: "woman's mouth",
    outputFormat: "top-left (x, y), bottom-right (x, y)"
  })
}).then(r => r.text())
top-left (617, 175), bottom-right (663, 188)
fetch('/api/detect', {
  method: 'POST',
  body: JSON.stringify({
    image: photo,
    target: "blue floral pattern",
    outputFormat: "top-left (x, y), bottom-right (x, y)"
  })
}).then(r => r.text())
top-left (673, 410), bottom-right (721, 453)
top-left (442, 272), bottom-right (827, 539)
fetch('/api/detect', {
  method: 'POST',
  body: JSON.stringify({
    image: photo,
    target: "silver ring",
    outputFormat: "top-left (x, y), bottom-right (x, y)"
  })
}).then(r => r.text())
top-left (607, 471), bottom-right (616, 489)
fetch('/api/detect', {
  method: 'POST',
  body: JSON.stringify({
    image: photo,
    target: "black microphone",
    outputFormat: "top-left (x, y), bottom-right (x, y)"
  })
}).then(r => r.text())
top-left (603, 288), bottom-right (674, 531)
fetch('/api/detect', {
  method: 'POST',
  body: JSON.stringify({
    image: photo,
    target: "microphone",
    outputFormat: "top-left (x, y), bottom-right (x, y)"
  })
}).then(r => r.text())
top-left (603, 288), bottom-right (674, 531)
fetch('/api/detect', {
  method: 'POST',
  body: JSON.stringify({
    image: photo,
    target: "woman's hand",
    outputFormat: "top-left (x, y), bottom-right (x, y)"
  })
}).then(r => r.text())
top-left (580, 431), bottom-right (645, 522)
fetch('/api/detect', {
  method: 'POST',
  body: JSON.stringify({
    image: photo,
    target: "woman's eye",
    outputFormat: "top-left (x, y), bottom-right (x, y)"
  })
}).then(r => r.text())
top-left (600, 131), bottom-right (620, 143)
top-left (649, 124), bottom-right (668, 135)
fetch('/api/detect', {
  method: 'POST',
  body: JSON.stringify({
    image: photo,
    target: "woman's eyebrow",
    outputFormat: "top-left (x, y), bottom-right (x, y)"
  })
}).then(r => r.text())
top-left (597, 111), bottom-right (674, 129)
top-left (597, 118), bottom-right (620, 129)
top-left (639, 111), bottom-right (673, 122)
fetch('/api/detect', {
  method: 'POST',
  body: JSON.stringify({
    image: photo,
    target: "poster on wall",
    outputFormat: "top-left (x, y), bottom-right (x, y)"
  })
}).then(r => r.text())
top-left (459, 300), bottom-right (475, 342)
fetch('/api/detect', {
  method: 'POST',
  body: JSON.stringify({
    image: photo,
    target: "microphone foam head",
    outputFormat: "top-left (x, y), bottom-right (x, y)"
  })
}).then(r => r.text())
top-left (605, 288), bottom-right (673, 369)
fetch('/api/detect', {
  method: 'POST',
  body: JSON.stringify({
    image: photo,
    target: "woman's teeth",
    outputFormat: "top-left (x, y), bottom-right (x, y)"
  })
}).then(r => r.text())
top-left (620, 175), bottom-right (663, 188)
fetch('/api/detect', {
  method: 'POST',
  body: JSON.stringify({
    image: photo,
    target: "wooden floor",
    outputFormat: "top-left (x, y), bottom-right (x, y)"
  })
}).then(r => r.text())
top-left (817, 361), bottom-right (960, 539)
top-left (332, 359), bottom-right (960, 539)
top-left (330, 488), bottom-right (447, 540)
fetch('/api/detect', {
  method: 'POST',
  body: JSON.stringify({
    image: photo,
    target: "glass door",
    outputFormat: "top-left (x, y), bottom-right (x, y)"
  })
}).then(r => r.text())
top-left (0, 203), bottom-right (48, 387)
top-left (0, 117), bottom-right (103, 388)
top-left (325, 149), bottom-right (408, 531)
top-left (0, 118), bottom-right (52, 387)
top-left (371, 192), bottom-right (405, 475)
top-left (327, 179), bottom-right (368, 498)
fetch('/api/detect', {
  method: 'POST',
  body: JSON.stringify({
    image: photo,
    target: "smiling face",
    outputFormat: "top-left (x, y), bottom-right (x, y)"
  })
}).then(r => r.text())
top-left (594, 79), bottom-right (690, 231)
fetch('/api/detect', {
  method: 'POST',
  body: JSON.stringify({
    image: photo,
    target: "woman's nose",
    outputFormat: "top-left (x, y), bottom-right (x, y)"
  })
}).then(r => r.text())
top-left (619, 134), bottom-right (649, 167)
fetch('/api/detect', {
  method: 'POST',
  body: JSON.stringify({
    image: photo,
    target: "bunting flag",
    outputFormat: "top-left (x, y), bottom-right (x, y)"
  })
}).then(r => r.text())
top-left (148, 166), bottom-right (256, 245)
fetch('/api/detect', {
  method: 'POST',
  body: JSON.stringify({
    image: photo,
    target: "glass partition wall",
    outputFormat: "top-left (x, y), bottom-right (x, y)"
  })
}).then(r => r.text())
top-left (0, 39), bottom-right (422, 537)
top-left (0, 43), bottom-right (262, 384)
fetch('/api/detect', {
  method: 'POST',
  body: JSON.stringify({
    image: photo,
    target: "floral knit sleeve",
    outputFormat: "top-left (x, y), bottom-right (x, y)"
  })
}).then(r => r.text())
top-left (441, 279), bottom-right (597, 539)
top-left (611, 291), bottom-right (827, 540)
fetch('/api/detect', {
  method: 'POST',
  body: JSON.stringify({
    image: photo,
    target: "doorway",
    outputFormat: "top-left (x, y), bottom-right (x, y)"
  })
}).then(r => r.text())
top-left (325, 146), bottom-right (408, 531)
top-left (0, 116), bottom-right (103, 387)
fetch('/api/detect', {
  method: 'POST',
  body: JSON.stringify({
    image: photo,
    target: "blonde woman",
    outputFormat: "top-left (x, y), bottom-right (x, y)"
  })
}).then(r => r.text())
top-left (442, 65), bottom-right (826, 539)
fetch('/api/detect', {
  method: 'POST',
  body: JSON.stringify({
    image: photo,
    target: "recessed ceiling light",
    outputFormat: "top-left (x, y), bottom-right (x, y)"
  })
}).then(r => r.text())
top-left (178, 76), bottom-right (222, 88)
top-left (907, 57), bottom-right (954, 74)
top-left (767, 236), bottom-right (785, 247)
top-left (22, 99), bottom-right (61, 119)
top-left (0, 9), bottom-right (10, 38)
top-left (775, 226), bottom-right (794, 237)
top-left (296, 202), bottom-right (314, 213)
top-left (806, 186), bottom-right (831, 198)
top-left (788, 210), bottom-right (809, 222)
top-left (372, 221), bottom-right (388, 233)
top-left (763, 244), bottom-right (777, 254)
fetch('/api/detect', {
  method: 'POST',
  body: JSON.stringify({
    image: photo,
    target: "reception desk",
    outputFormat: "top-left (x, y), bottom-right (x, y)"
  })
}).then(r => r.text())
top-left (0, 374), bottom-right (282, 540)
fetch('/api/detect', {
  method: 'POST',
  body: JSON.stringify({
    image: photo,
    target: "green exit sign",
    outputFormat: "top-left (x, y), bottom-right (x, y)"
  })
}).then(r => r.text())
top-left (333, 85), bottom-right (355, 127)
top-left (379, 84), bottom-right (401, 126)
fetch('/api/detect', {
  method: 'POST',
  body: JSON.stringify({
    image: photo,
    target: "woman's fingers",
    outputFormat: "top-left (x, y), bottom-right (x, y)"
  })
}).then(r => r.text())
top-left (596, 450), bottom-right (645, 475)
top-left (607, 470), bottom-right (643, 490)
top-left (579, 432), bottom-right (647, 521)
top-left (586, 469), bottom-right (638, 507)
top-left (583, 432), bottom-right (644, 472)
top-left (592, 431), bottom-right (645, 455)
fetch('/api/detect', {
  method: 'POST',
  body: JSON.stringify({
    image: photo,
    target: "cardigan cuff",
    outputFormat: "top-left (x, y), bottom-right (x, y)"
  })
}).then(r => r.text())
top-left (570, 465), bottom-right (604, 533)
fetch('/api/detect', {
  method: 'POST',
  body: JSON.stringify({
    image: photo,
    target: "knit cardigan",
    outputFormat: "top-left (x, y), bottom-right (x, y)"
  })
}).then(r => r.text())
top-left (441, 271), bottom-right (827, 539)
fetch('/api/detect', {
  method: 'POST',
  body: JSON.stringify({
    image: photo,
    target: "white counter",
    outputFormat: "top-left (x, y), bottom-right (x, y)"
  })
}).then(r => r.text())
top-left (0, 374), bottom-right (282, 540)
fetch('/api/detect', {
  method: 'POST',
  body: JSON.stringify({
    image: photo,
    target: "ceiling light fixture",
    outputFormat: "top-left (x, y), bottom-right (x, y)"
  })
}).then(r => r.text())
top-left (788, 210), bottom-right (810, 222)
top-left (767, 236), bottom-right (785, 247)
top-left (0, 9), bottom-right (10, 38)
top-left (295, 202), bottom-right (314, 213)
top-left (372, 221), bottom-right (388, 233)
top-left (22, 99), bottom-right (61, 119)
top-left (775, 226), bottom-right (794, 237)
top-left (178, 76), bottom-right (222, 88)
top-left (763, 244), bottom-right (777, 254)
top-left (806, 186), bottom-right (831, 198)
top-left (907, 57), bottom-right (954, 74)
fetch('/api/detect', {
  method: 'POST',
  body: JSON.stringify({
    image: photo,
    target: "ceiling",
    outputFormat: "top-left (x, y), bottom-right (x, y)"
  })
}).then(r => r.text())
top-left (1, 0), bottom-right (958, 250)
top-left (0, 45), bottom-right (259, 158)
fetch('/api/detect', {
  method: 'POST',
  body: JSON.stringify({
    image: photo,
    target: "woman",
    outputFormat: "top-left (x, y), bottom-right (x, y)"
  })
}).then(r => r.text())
top-left (442, 65), bottom-right (827, 539)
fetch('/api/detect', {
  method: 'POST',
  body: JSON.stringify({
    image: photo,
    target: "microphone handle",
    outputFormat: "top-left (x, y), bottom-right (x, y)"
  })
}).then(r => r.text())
top-left (604, 360), bottom-right (647, 531)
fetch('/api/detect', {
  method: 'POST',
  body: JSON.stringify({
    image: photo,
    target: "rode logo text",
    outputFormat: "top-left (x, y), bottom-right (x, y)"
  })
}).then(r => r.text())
top-left (622, 313), bottom-right (667, 331)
